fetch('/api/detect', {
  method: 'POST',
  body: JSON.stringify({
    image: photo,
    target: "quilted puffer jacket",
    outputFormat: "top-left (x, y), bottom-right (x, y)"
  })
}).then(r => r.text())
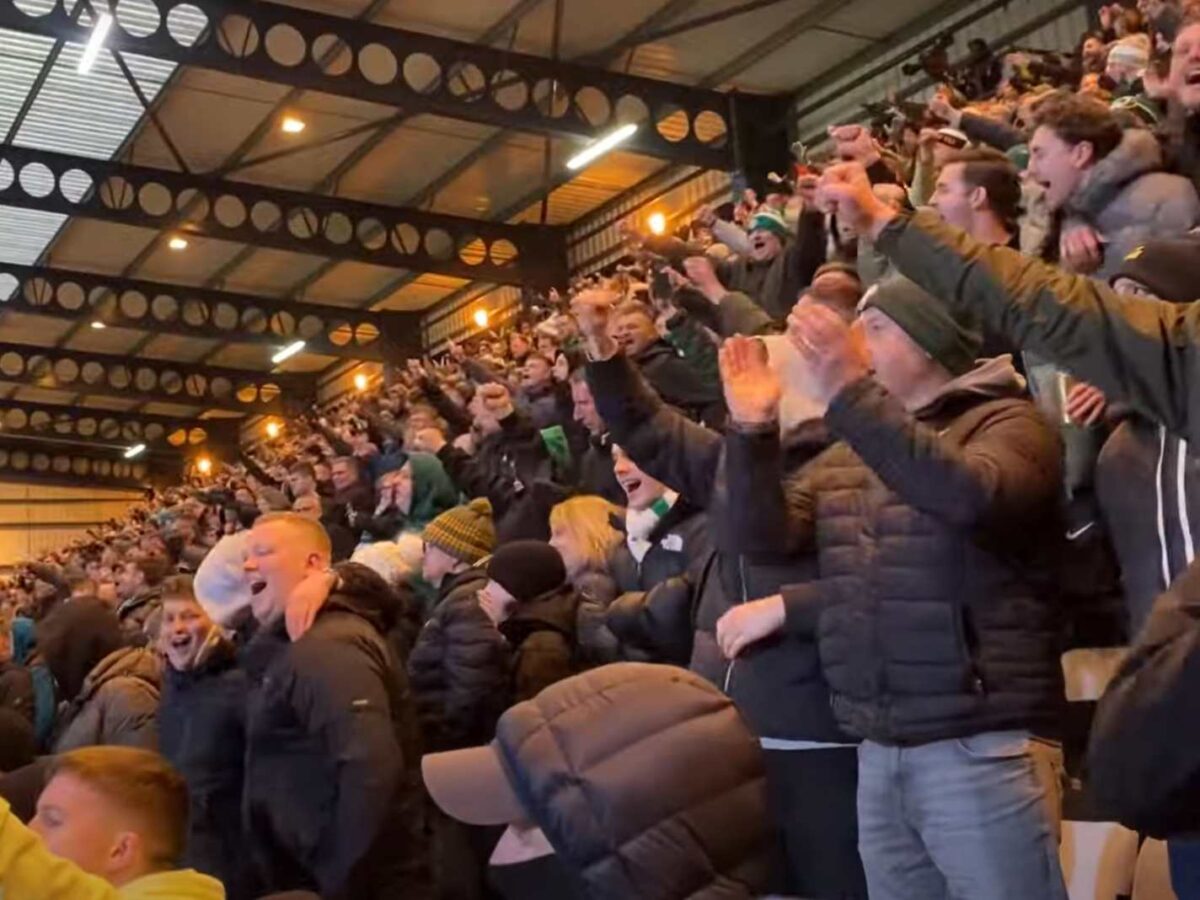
top-left (727, 358), bottom-right (1066, 745)
top-left (494, 662), bottom-right (773, 900)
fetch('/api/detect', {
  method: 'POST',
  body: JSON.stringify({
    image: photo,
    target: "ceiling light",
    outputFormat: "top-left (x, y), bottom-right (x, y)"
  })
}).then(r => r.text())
top-left (77, 12), bottom-right (114, 75)
top-left (168, 236), bottom-right (188, 251)
top-left (90, 320), bottom-right (106, 330)
top-left (354, 372), bottom-right (369, 392)
top-left (265, 421), bottom-right (281, 439)
top-left (123, 443), bottom-right (146, 459)
top-left (473, 308), bottom-right (489, 328)
top-left (281, 116), bottom-right (306, 134)
top-left (272, 340), bottom-right (305, 364)
top-left (566, 123), bottom-right (638, 171)
top-left (196, 456), bottom-right (213, 475)
top-left (647, 212), bottom-right (667, 236)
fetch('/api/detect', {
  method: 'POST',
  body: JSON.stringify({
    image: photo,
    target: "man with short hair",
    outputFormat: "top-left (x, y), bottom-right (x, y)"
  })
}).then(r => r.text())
top-left (287, 462), bottom-right (319, 501)
top-left (715, 276), bottom-right (1067, 900)
top-left (1028, 91), bottom-right (1199, 277)
top-left (0, 745), bottom-right (224, 897)
top-left (566, 369), bottom-right (623, 504)
top-left (115, 556), bottom-right (171, 646)
top-left (241, 512), bottom-right (427, 898)
top-left (608, 299), bottom-right (725, 425)
top-left (931, 147), bottom-right (1023, 243)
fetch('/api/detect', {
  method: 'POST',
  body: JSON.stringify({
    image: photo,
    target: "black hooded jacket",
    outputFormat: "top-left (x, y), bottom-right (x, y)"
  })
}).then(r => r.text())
top-left (35, 599), bottom-right (124, 704)
top-left (159, 636), bottom-right (257, 900)
top-left (242, 563), bottom-right (429, 900)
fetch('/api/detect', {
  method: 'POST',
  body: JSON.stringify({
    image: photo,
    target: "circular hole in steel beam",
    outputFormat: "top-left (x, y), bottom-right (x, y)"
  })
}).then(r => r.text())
top-left (693, 110), bottom-right (728, 147)
top-left (574, 86), bottom-right (612, 128)
top-left (138, 181), bottom-right (173, 216)
top-left (214, 194), bottom-right (247, 228)
top-left (402, 52), bottom-right (441, 93)
top-left (216, 14), bottom-right (259, 58)
top-left (264, 23), bottom-right (306, 67)
top-left (166, 4), bottom-right (207, 48)
top-left (358, 43), bottom-right (398, 85)
top-left (491, 69), bottom-right (528, 111)
top-left (59, 168), bottom-right (94, 203)
top-left (312, 33), bottom-right (351, 76)
top-left (56, 281), bottom-right (85, 311)
top-left (99, 176), bottom-right (135, 210)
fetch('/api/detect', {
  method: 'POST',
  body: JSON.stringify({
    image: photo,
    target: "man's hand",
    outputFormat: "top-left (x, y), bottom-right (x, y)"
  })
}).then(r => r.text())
top-left (1060, 224), bottom-right (1104, 274)
top-left (448, 340), bottom-right (466, 363)
top-left (716, 594), bottom-right (786, 658)
top-left (927, 96), bottom-right (962, 128)
top-left (693, 204), bottom-right (716, 228)
top-left (411, 427), bottom-right (447, 454)
top-left (816, 163), bottom-right (899, 240)
top-left (570, 289), bottom-right (619, 360)
top-left (286, 569), bottom-right (337, 642)
top-left (683, 256), bottom-right (725, 304)
top-left (1065, 381), bottom-right (1108, 427)
top-left (828, 124), bottom-right (881, 167)
top-left (719, 336), bottom-right (781, 425)
top-left (787, 302), bottom-right (870, 405)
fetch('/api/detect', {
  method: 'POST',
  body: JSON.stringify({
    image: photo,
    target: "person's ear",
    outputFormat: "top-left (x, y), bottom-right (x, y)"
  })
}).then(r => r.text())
top-left (107, 830), bottom-right (139, 876)
top-left (969, 185), bottom-right (988, 211)
top-left (1071, 140), bottom-right (1095, 169)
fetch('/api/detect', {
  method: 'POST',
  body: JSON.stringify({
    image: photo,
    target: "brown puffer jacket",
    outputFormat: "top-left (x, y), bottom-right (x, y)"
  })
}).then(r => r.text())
top-left (727, 358), bottom-right (1066, 745)
top-left (495, 662), bottom-right (773, 900)
top-left (54, 646), bottom-right (161, 751)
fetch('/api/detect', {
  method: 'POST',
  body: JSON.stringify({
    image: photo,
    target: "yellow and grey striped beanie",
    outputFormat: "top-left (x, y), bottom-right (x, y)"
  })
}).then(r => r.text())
top-left (422, 497), bottom-right (496, 565)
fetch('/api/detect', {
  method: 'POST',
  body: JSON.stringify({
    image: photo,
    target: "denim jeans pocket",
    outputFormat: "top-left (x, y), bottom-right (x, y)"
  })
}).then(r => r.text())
top-left (954, 729), bottom-right (1032, 760)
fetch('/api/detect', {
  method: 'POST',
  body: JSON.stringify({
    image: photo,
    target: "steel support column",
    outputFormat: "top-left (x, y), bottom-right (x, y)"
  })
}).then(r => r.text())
top-left (0, 263), bottom-right (422, 361)
top-left (0, 144), bottom-right (568, 287)
top-left (0, 0), bottom-right (735, 169)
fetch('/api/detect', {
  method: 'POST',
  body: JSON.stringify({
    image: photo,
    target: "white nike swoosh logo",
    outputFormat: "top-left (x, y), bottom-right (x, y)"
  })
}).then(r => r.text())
top-left (1065, 522), bottom-right (1095, 541)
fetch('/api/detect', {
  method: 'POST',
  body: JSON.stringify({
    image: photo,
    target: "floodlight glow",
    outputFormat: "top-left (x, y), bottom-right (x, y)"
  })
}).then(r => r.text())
top-left (124, 444), bottom-right (146, 459)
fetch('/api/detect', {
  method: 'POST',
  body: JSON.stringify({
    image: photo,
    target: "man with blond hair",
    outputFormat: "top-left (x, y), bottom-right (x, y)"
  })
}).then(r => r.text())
top-left (0, 745), bottom-right (224, 898)
top-left (241, 512), bottom-right (428, 898)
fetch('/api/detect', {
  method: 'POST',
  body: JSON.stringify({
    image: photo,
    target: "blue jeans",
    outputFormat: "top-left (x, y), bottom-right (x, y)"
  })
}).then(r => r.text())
top-left (858, 731), bottom-right (1067, 900)
top-left (1170, 838), bottom-right (1200, 900)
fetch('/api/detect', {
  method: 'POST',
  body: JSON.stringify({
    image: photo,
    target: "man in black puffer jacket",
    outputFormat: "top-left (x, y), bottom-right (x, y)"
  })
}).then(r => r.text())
top-left (714, 277), bottom-right (1065, 900)
top-left (575, 290), bottom-right (865, 899)
top-left (423, 663), bottom-right (774, 900)
top-left (241, 512), bottom-right (429, 900)
top-left (407, 499), bottom-right (507, 900)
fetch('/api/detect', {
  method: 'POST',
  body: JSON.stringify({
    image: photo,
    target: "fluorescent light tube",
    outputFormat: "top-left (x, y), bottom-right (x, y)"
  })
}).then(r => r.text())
top-left (272, 340), bottom-right (306, 364)
top-left (566, 123), bottom-right (637, 171)
top-left (78, 12), bottom-right (114, 75)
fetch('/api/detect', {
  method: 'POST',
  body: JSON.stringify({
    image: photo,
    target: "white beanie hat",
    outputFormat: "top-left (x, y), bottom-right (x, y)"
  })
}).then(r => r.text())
top-left (193, 531), bottom-right (252, 626)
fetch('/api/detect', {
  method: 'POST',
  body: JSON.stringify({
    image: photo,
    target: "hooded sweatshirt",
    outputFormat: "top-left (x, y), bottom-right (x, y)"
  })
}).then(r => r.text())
top-left (403, 452), bottom-right (461, 533)
top-left (0, 798), bottom-right (224, 899)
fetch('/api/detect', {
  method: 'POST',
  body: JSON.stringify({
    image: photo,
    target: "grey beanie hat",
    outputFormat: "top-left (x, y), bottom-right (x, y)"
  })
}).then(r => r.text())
top-left (862, 276), bottom-right (981, 376)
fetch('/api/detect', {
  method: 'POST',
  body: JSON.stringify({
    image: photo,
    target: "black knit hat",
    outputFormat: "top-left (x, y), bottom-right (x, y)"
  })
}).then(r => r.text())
top-left (1112, 236), bottom-right (1200, 303)
top-left (486, 541), bottom-right (566, 603)
top-left (862, 276), bottom-right (982, 376)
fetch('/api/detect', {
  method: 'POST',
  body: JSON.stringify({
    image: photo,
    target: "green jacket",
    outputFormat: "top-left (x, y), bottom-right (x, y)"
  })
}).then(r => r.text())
top-left (876, 209), bottom-right (1200, 444)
